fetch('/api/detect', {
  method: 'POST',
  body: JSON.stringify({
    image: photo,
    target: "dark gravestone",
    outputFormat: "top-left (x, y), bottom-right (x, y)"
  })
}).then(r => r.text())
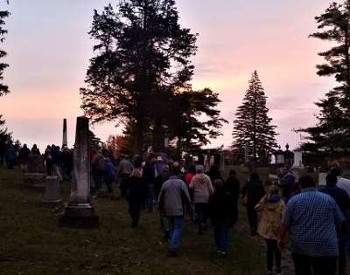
top-left (59, 116), bottom-right (98, 228)
top-left (22, 155), bottom-right (46, 188)
top-left (27, 154), bottom-right (46, 173)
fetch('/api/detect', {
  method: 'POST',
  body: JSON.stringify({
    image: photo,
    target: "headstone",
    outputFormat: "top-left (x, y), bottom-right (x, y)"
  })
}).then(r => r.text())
top-left (27, 154), bottom-right (46, 173)
top-left (22, 154), bottom-right (46, 187)
top-left (42, 176), bottom-right (61, 204)
top-left (318, 172), bottom-right (327, 186)
top-left (62, 118), bottom-right (68, 148)
top-left (292, 150), bottom-right (304, 169)
top-left (59, 116), bottom-right (98, 228)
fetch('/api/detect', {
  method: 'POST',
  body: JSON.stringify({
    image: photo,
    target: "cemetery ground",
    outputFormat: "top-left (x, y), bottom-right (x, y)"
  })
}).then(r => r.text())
top-left (0, 167), bottom-right (268, 275)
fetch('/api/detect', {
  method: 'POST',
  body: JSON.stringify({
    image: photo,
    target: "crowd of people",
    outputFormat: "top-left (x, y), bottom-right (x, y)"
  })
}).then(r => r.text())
top-left (2, 142), bottom-right (350, 275)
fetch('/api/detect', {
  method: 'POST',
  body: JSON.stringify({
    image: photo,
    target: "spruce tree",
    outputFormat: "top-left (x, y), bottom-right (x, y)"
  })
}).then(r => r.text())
top-left (299, 1), bottom-right (350, 162)
top-left (232, 71), bottom-right (277, 166)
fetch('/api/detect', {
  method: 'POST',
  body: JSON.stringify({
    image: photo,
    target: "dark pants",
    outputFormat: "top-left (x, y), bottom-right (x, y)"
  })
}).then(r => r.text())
top-left (213, 223), bottom-right (229, 253)
top-left (338, 231), bottom-right (347, 275)
top-left (246, 204), bottom-right (258, 234)
top-left (292, 253), bottom-right (337, 275)
top-left (120, 173), bottom-right (129, 198)
top-left (194, 203), bottom-right (208, 233)
top-left (128, 203), bottom-right (141, 227)
top-left (265, 239), bottom-right (281, 272)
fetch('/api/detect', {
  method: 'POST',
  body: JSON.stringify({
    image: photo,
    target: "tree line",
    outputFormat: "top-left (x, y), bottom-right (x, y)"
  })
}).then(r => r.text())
top-left (0, 0), bottom-right (349, 166)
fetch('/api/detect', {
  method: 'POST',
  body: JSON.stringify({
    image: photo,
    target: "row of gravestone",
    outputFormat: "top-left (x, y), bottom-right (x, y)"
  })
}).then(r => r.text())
top-left (21, 154), bottom-right (62, 203)
top-left (20, 116), bottom-right (98, 228)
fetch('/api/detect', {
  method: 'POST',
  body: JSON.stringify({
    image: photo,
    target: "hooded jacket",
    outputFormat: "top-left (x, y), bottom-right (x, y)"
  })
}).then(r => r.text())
top-left (255, 195), bottom-right (285, 240)
top-left (189, 173), bottom-right (214, 203)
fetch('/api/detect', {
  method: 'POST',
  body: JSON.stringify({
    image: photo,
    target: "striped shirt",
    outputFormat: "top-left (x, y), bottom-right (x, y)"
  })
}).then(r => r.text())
top-left (281, 187), bottom-right (344, 257)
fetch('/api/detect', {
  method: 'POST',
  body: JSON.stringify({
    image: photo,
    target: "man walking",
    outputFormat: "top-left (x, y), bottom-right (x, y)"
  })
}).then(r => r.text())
top-left (158, 165), bottom-right (191, 257)
top-left (279, 175), bottom-right (344, 275)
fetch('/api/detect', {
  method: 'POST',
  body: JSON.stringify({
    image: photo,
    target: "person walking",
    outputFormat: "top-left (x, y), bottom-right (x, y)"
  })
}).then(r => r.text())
top-left (208, 178), bottom-right (234, 257)
top-left (224, 169), bottom-right (240, 227)
top-left (241, 173), bottom-right (265, 236)
top-left (126, 165), bottom-right (146, 228)
top-left (319, 173), bottom-right (350, 275)
top-left (279, 175), bottom-right (345, 275)
top-left (158, 166), bottom-right (191, 256)
top-left (189, 164), bottom-right (214, 234)
top-left (255, 185), bottom-right (285, 275)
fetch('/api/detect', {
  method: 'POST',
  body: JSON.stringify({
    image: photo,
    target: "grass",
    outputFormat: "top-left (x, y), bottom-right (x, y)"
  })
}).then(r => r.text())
top-left (0, 167), bottom-right (265, 275)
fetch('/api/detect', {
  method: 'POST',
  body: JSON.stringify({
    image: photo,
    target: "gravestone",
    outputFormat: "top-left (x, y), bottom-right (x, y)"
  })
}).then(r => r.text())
top-left (42, 175), bottom-right (61, 204)
top-left (291, 150), bottom-right (306, 181)
top-left (59, 116), bottom-right (98, 228)
top-left (22, 154), bottom-right (46, 188)
top-left (27, 154), bottom-right (46, 173)
top-left (62, 118), bottom-right (68, 148)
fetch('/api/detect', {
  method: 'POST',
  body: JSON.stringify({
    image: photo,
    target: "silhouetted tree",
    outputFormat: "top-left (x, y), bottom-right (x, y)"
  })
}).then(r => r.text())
top-left (0, 4), bottom-right (9, 136)
top-left (232, 71), bottom-right (277, 166)
top-left (80, 0), bottom-right (197, 154)
top-left (298, 1), bottom-right (350, 162)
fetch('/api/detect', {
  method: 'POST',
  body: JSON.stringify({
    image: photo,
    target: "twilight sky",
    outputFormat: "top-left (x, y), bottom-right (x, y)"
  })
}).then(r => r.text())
top-left (0, 0), bottom-right (336, 152)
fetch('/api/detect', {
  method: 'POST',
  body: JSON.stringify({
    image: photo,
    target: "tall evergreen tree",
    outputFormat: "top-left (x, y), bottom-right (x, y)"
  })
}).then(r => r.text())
top-left (299, 1), bottom-right (350, 162)
top-left (0, 5), bottom-right (9, 136)
top-left (80, 0), bottom-right (197, 154)
top-left (232, 71), bottom-right (277, 166)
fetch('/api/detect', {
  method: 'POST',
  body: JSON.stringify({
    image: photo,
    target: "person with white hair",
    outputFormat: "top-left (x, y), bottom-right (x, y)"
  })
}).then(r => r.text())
top-left (189, 164), bottom-right (214, 234)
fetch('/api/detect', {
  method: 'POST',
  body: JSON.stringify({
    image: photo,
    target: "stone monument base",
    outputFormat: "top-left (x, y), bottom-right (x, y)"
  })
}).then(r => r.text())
top-left (58, 204), bottom-right (98, 228)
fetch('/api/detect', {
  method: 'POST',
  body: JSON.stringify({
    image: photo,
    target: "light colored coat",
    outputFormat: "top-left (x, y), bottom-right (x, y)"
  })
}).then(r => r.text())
top-left (255, 196), bottom-right (285, 240)
top-left (189, 173), bottom-right (214, 203)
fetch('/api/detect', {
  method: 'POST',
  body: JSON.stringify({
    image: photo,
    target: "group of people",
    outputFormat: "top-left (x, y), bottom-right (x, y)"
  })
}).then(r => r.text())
top-left (122, 157), bottom-right (241, 258)
top-left (4, 142), bottom-right (350, 275)
top-left (241, 168), bottom-right (350, 275)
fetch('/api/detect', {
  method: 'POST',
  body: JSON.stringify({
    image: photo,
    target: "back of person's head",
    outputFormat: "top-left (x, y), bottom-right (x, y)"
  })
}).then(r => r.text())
top-left (282, 172), bottom-right (296, 185)
top-left (195, 164), bottom-right (204, 173)
top-left (188, 164), bottom-right (196, 174)
top-left (267, 184), bottom-right (279, 196)
top-left (326, 173), bottom-right (337, 187)
top-left (298, 175), bottom-right (316, 189)
top-left (330, 167), bottom-right (342, 177)
top-left (213, 178), bottom-right (224, 189)
top-left (229, 169), bottom-right (236, 176)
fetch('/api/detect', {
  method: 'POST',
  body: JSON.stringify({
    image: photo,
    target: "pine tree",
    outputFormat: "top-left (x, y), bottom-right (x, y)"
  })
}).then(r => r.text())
top-left (80, 0), bottom-right (197, 154)
top-left (232, 71), bottom-right (277, 166)
top-left (299, 1), bottom-right (350, 162)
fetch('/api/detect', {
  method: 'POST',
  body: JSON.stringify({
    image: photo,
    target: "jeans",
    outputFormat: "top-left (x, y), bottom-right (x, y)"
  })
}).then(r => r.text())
top-left (213, 223), bottom-right (229, 253)
top-left (292, 253), bottom-right (337, 275)
top-left (265, 239), bottom-right (281, 272)
top-left (167, 216), bottom-right (184, 251)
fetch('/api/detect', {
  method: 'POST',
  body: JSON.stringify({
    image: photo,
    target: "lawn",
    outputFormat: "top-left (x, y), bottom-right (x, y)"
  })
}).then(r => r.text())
top-left (0, 167), bottom-right (265, 275)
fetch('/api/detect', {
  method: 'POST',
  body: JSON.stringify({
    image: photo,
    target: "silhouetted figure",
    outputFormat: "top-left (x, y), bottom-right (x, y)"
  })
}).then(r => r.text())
top-left (241, 172), bottom-right (265, 235)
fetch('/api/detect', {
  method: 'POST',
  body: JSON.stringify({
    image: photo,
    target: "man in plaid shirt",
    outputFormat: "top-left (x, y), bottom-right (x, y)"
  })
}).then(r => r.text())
top-left (279, 175), bottom-right (344, 275)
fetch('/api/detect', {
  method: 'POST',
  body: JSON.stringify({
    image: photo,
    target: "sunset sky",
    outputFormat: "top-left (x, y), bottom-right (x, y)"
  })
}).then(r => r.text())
top-left (0, 0), bottom-right (336, 152)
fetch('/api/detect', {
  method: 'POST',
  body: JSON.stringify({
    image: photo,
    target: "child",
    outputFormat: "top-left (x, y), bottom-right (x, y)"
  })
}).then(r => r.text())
top-left (255, 185), bottom-right (285, 275)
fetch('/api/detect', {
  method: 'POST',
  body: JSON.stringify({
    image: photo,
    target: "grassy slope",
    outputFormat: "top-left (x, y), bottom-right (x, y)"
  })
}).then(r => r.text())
top-left (0, 168), bottom-right (264, 275)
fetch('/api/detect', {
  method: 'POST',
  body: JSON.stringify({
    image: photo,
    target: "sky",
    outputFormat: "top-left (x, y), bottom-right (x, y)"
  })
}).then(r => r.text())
top-left (0, 0), bottom-right (337, 152)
